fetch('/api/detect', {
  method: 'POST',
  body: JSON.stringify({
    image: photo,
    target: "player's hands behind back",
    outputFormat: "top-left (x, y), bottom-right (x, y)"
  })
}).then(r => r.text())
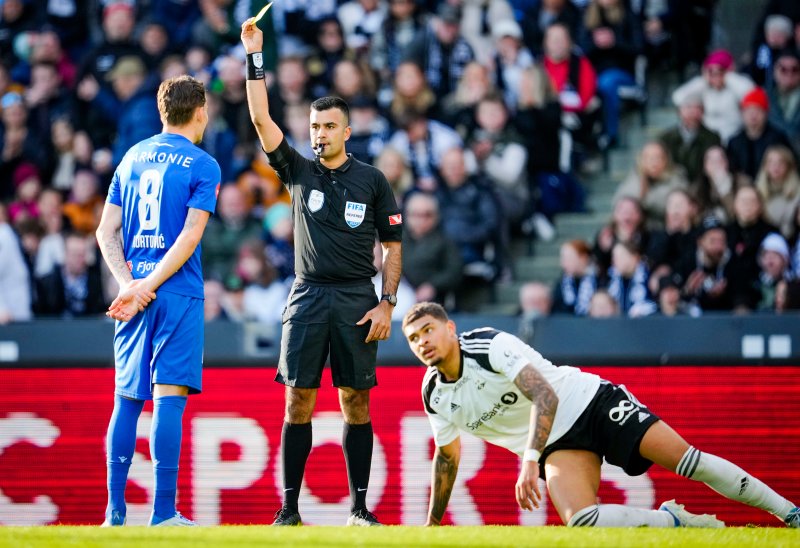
top-left (107, 279), bottom-right (157, 322)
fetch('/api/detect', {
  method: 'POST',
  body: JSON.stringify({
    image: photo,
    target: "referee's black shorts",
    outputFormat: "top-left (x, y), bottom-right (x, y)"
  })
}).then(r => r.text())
top-left (276, 280), bottom-right (379, 390)
top-left (540, 381), bottom-right (661, 477)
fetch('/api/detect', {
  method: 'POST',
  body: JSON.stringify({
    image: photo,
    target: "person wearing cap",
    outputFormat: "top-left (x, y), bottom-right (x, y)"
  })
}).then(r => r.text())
top-left (74, 1), bottom-right (142, 149)
top-left (454, 1), bottom-right (515, 66)
top-left (767, 48), bottom-right (800, 154)
top-left (675, 215), bottom-right (749, 312)
top-left (402, 3), bottom-right (475, 99)
top-left (658, 91), bottom-right (722, 184)
top-left (80, 2), bottom-right (139, 82)
top-left (80, 55), bottom-right (162, 166)
top-left (491, 18), bottom-right (535, 110)
top-left (751, 1), bottom-right (800, 54)
top-left (672, 49), bottom-right (755, 144)
top-left (755, 232), bottom-right (794, 310)
top-left (727, 86), bottom-right (794, 180)
top-left (8, 162), bottom-right (41, 224)
top-left (747, 14), bottom-right (795, 86)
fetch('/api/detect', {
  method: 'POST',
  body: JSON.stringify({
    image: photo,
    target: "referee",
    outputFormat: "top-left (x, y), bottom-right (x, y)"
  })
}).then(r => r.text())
top-left (241, 21), bottom-right (402, 527)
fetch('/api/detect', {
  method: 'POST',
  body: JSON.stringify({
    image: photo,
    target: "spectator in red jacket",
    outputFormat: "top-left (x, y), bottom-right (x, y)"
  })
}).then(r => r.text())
top-left (542, 23), bottom-right (597, 115)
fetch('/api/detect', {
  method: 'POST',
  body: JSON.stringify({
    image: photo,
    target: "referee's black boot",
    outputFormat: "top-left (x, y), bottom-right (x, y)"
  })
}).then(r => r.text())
top-left (346, 508), bottom-right (381, 526)
top-left (272, 505), bottom-right (302, 526)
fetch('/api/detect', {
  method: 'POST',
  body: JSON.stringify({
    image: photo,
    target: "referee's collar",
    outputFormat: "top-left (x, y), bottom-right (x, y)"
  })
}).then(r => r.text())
top-left (314, 153), bottom-right (354, 174)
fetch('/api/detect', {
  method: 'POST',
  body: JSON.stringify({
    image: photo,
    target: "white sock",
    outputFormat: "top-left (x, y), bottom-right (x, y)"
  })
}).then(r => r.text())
top-left (677, 446), bottom-right (795, 521)
top-left (568, 504), bottom-right (675, 527)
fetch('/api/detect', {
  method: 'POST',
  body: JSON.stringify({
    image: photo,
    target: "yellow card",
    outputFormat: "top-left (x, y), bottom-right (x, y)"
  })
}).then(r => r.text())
top-left (253, 2), bottom-right (273, 22)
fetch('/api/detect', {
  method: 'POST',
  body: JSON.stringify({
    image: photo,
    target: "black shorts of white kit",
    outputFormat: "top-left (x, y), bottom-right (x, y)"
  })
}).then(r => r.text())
top-left (276, 280), bottom-right (379, 390)
top-left (541, 381), bottom-right (661, 477)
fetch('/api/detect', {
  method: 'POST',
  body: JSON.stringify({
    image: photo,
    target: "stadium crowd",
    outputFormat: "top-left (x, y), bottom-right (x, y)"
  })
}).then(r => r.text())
top-left (1, 0), bottom-right (800, 324)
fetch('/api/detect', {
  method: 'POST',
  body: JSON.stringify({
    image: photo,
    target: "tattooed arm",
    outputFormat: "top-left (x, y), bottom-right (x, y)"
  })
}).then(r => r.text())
top-left (426, 437), bottom-right (460, 526)
top-left (97, 203), bottom-right (156, 321)
top-left (513, 363), bottom-right (559, 511)
top-left (107, 208), bottom-right (211, 320)
top-left (96, 203), bottom-right (134, 288)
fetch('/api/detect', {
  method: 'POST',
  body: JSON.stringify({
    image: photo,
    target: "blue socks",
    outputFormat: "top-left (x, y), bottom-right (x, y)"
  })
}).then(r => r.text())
top-left (150, 395), bottom-right (187, 523)
top-left (106, 395), bottom-right (145, 521)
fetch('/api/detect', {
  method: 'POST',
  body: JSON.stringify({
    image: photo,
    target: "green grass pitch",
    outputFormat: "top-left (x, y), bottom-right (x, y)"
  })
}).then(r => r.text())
top-left (0, 526), bottom-right (796, 548)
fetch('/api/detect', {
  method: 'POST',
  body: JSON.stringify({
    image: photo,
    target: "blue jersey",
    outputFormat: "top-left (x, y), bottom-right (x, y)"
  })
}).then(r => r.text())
top-left (108, 132), bottom-right (220, 299)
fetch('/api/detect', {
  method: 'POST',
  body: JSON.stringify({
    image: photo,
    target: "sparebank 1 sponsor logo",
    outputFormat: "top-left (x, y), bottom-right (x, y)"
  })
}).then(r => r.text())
top-left (466, 392), bottom-right (519, 430)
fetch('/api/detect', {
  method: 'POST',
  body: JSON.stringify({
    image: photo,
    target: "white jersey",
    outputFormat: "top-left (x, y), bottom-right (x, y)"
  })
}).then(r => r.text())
top-left (423, 328), bottom-right (601, 456)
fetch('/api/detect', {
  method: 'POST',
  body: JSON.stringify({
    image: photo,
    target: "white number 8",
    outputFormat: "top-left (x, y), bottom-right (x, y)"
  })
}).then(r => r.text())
top-left (138, 169), bottom-right (162, 230)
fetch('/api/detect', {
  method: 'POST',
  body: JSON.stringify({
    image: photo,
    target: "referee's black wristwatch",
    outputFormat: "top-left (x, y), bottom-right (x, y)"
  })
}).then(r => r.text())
top-left (381, 294), bottom-right (397, 306)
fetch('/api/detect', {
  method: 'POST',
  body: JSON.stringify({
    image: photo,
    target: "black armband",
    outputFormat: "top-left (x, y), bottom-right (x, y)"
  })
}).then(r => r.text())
top-left (246, 52), bottom-right (265, 80)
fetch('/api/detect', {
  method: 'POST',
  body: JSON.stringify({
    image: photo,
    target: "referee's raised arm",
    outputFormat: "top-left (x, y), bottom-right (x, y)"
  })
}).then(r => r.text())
top-left (241, 18), bottom-right (284, 153)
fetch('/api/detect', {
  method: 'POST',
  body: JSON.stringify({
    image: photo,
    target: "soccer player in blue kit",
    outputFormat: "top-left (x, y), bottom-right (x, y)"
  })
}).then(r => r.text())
top-left (95, 75), bottom-right (221, 526)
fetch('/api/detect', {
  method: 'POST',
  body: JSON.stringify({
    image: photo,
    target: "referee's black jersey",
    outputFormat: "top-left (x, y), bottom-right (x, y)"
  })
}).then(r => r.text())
top-left (266, 138), bottom-right (403, 284)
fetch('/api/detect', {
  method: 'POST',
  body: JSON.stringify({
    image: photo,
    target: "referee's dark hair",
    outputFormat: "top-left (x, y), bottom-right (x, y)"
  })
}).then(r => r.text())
top-left (402, 302), bottom-right (449, 329)
top-left (311, 96), bottom-right (350, 126)
top-left (157, 75), bottom-right (206, 127)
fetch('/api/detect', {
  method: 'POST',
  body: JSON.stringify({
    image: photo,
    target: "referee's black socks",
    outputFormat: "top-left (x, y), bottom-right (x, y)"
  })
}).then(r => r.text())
top-left (343, 422), bottom-right (373, 512)
top-left (281, 421), bottom-right (312, 511)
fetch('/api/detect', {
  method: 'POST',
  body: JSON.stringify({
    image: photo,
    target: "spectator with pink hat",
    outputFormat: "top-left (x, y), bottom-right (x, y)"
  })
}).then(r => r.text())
top-left (8, 162), bottom-right (41, 224)
top-left (672, 49), bottom-right (755, 144)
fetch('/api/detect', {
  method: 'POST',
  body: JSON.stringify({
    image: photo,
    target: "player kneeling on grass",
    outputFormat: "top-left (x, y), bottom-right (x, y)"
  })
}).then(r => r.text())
top-left (401, 302), bottom-right (800, 528)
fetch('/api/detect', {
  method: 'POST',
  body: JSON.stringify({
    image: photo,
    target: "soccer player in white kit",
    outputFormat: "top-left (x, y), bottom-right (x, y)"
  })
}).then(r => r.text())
top-left (401, 302), bottom-right (800, 528)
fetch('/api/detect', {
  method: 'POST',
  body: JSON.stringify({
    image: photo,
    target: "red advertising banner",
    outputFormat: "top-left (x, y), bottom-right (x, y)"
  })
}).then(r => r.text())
top-left (0, 365), bottom-right (798, 526)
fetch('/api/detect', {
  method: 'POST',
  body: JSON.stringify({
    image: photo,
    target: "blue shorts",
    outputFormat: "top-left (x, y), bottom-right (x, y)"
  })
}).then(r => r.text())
top-left (113, 290), bottom-right (204, 400)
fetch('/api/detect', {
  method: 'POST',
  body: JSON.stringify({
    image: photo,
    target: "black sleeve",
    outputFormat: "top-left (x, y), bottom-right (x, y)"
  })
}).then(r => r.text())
top-left (421, 367), bottom-right (438, 415)
top-left (264, 138), bottom-right (302, 188)
top-left (373, 169), bottom-right (403, 242)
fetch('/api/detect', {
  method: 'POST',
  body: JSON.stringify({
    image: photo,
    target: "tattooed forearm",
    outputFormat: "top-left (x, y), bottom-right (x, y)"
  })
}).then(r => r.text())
top-left (381, 241), bottom-right (402, 296)
top-left (184, 208), bottom-right (201, 231)
top-left (99, 229), bottom-right (132, 286)
top-left (428, 446), bottom-right (459, 525)
top-left (514, 365), bottom-right (559, 452)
